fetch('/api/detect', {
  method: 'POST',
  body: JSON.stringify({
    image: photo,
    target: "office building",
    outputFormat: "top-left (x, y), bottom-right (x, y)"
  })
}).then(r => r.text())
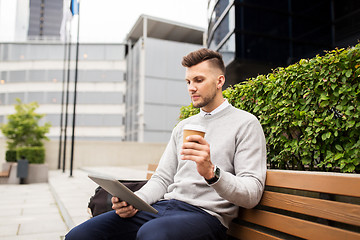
top-left (0, 42), bottom-right (126, 141)
top-left (207, 0), bottom-right (360, 87)
top-left (28, 0), bottom-right (63, 40)
top-left (0, 0), bottom-right (63, 42)
top-left (125, 15), bottom-right (205, 142)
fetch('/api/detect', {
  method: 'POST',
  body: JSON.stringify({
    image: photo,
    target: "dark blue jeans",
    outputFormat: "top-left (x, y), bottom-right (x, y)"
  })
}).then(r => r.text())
top-left (65, 199), bottom-right (227, 240)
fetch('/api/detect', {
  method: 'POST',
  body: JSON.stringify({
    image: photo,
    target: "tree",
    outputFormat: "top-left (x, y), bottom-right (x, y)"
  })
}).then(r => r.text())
top-left (1, 99), bottom-right (51, 150)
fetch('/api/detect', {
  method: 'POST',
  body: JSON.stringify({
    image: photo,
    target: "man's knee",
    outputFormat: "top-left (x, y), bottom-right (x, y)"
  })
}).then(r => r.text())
top-left (136, 224), bottom-right (169, 240)
top-left (136, 219), bottom-right (180, 240)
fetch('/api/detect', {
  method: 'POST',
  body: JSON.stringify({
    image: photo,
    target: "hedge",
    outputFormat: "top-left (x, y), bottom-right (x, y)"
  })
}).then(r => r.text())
top-left (5, 150), bottom-right (17, 162)
top-left (179, 43), bottom-right (360, 173)
top-left (16, 146), bottom-right (45, 164)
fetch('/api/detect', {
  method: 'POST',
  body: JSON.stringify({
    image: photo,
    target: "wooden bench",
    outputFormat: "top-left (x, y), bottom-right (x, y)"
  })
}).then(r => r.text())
top-left (0, 164), bottom-right (12, 178)
top-left (0, 164), bottom-right (12, 184)
top-left (146, 165), bottom-right (360, 239)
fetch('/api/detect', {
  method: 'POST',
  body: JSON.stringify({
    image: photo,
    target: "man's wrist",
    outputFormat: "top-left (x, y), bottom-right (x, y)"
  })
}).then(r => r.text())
top-left (204, 165), bottom-right (215, 180)
top-left (205, 165), bottom-right (220, 184)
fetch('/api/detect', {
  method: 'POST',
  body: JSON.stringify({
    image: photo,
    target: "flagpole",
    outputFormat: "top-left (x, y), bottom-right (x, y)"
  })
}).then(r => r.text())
top-left (57, 23), bottom-right (69, 170)
top-left (70, 2), bottom-right (80, 177)
top-left (62, 24), bottom-right (72, 173)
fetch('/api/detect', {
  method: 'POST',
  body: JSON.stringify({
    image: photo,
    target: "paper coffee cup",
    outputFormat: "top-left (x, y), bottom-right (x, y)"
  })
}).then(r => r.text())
top-left (183, 124), bottom-right (206, 143)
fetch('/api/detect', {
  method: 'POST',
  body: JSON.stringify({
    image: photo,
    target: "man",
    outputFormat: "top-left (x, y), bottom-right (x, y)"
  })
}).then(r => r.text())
top-left (66, 48), bottom-right (266, 240)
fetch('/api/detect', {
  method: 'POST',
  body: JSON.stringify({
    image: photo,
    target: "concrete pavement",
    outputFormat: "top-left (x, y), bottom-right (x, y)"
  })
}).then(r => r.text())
top-left (0, 165), bottom-right (149, 239)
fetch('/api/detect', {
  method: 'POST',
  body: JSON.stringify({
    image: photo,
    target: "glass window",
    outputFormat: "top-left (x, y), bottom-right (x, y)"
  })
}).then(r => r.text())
top-left (77, 92), bottom-right (123, 104)
top-left (218, 33), bottom-right (236, 66)
top-left (0, 93), bottom-right (5, 105)
top-left (29, 70), bottom-right (46, 82)
top-left (244, 35), bottom-right (289, 63)
top-left (208, 0), bottom-right (230, 35)
top-left (28, 92), bottom-right (45, 104)
top-left (46, 92), bottom-right (62, 104)
top-left (28, 44), bottom-right (63, 60)
top-left (8, 93), bottom-right (25, 104)
top-left (8, 71), bottom-right (26, 82)
top-left (8, 44), bottom-right (28, 61)
top-left (48, 70), bottom-right (63, 83)
top-left (105, 45), bottom-right (126, 60)
top-left (243, 6), bottom-right (289, 38)
top-left (209, 6), bottom-right (235, 49)
top-left (79, 45), bottom-right (105, 60)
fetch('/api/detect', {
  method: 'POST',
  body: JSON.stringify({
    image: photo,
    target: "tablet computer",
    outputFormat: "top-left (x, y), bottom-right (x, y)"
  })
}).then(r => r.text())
top-left (88, 174), bottom-right (158, 214)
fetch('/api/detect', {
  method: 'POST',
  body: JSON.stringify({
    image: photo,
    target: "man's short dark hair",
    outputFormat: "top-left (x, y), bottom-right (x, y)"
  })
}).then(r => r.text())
top-left (182, 48), bottom-right (225, 75)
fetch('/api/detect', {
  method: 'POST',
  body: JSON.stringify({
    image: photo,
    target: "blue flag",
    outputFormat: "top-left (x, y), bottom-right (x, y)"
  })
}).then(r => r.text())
top-left (70, 0), bottom-right (79, 15)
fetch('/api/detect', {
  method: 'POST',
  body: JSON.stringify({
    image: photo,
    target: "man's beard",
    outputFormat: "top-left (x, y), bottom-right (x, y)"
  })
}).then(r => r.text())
top-left (192, 89), bottom-right (217, 109)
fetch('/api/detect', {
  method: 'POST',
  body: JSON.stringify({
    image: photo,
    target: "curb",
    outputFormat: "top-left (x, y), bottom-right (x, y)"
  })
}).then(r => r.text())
top-left (49, 180), bottom-right (75, 230)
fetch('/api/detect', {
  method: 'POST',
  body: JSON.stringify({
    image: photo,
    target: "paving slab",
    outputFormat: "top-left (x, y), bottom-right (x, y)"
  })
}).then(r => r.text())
top-left (0, 183), bottom-right (67, 239)
top-left (0, 165), bottom-right (149, 239)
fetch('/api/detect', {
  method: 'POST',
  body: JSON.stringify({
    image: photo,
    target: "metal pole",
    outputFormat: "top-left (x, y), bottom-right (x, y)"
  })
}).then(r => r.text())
top-left (58, 20), bottom-right (69, 170)
top-left (70, 3), bottom-right (80, 177)
top-left (63, 25), bottom-right (72, 173)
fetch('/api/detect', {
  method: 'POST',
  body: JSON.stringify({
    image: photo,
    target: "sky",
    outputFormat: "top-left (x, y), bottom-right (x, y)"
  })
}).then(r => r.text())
top-left (71, 0), bottom-right (208, 43)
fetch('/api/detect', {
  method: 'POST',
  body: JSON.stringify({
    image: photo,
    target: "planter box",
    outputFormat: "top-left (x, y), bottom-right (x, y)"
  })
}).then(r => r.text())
top-left (24, 163), bottom-right (48, 184)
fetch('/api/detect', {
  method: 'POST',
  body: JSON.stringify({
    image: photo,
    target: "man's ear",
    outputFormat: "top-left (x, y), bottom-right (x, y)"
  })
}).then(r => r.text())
top-left (217, 75), bottom-right (225, 89)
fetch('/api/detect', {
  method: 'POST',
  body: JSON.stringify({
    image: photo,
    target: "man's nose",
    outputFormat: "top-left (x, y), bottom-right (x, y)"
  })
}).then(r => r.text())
top-left (188, 83), bottom-right (196, 92)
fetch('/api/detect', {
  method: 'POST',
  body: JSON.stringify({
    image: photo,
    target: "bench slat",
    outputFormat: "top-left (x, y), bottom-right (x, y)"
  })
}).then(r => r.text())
top-left (0, 164), bottom-right (12, 178)
top-left (260, 191), bottom-right (360, 226)
top-left (227, 224), bottom-right (282, 240)
top-left (266, 170), bottom-right (360, 197)
top-left (239, 208), bottom-right (360, 240)
top-left (147, 164), bottom-right (158, 172)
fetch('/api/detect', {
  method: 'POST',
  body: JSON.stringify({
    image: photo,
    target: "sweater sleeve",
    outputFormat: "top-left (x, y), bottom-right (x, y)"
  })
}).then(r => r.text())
top-left (135, 127), bottom-right (179, 205)
top-left (211, 115), bottom-right (267, 209)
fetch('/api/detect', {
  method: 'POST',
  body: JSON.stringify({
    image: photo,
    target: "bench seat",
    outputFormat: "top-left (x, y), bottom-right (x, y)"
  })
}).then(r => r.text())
top-left (227, 169), bottom-right (360, 240)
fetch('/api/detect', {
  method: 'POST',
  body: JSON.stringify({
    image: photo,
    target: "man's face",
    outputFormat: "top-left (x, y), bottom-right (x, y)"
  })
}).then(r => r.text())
top-left (185, 60), bottom-right (223, 111)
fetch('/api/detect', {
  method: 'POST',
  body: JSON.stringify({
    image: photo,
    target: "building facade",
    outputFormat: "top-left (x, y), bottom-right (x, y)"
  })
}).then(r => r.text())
top-left (125, 15), bottom-right (205, 142)
top-left (28, 0), bottom-right (63, 40)
top-left (207, 0), bottom-right (360, 87)
top-left (0, 42), bottom-right (126, 141)
top-left (0, 0), bottom-right (64, 42)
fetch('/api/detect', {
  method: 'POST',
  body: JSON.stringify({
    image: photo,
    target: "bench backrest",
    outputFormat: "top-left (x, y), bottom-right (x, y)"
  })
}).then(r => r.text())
top-left (227, 170), bottom-right (360, 240)
top-left (146, 163), bottom-right (158, 180)
top-left (146, 165), bottom-right (360, 239)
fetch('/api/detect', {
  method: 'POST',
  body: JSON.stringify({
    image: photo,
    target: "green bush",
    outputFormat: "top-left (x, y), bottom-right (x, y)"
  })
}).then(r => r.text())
top-left (179, 43), bottom-right (360, 173)
top-left (0, 99), bottom-right (50, 149)
top-left (5, 150), bottom-right (17, 162)
top-left (16, 147), bottom-right (45, 164)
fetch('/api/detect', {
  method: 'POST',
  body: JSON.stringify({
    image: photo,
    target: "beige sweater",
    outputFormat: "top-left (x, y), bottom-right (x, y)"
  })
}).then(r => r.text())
top-left (136, 104), bottom-right (267, 228)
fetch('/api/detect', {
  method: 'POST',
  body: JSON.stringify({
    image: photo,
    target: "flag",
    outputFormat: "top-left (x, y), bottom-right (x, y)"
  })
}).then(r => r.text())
top-left (59, 7), bottom-right (72, 41)
top-left (70, 0), bottom-right (79, 15)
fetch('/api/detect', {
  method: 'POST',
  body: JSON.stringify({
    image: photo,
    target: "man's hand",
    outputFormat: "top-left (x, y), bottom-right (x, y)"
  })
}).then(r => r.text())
top-left (181, 135), bottom-right (215, 180)
top-left (111, 197), bottom-right (138, 218)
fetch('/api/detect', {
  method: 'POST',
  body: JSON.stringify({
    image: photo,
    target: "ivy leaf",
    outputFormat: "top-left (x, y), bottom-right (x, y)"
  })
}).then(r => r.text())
top-left (345, 69), bottom-right (352, 77)
top-left (335, 145), bottom-right (343, 151)
top-left (322, 132), bottom-right (332, 141)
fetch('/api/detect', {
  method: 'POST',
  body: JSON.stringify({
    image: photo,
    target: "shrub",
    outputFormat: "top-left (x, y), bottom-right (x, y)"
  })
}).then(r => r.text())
top-left (5, 150), bottom-right (17, 162)
top-left (0, 99), bottom-right (51, 149)
top-left (179, 43), bottom-right (360, 173)
top-left (16, 147), bottom-right (45, 164)
top-left (1, 99), bottom-right (50, 164)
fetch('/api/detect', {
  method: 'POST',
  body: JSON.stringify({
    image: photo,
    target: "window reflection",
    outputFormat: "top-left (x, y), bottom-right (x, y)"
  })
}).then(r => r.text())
top-left (218, 33), bottom-right (236, 65)
top-left (208, 0), bottom-right (230, 37)
top-left (209, 6), bottom-right (235, 49)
